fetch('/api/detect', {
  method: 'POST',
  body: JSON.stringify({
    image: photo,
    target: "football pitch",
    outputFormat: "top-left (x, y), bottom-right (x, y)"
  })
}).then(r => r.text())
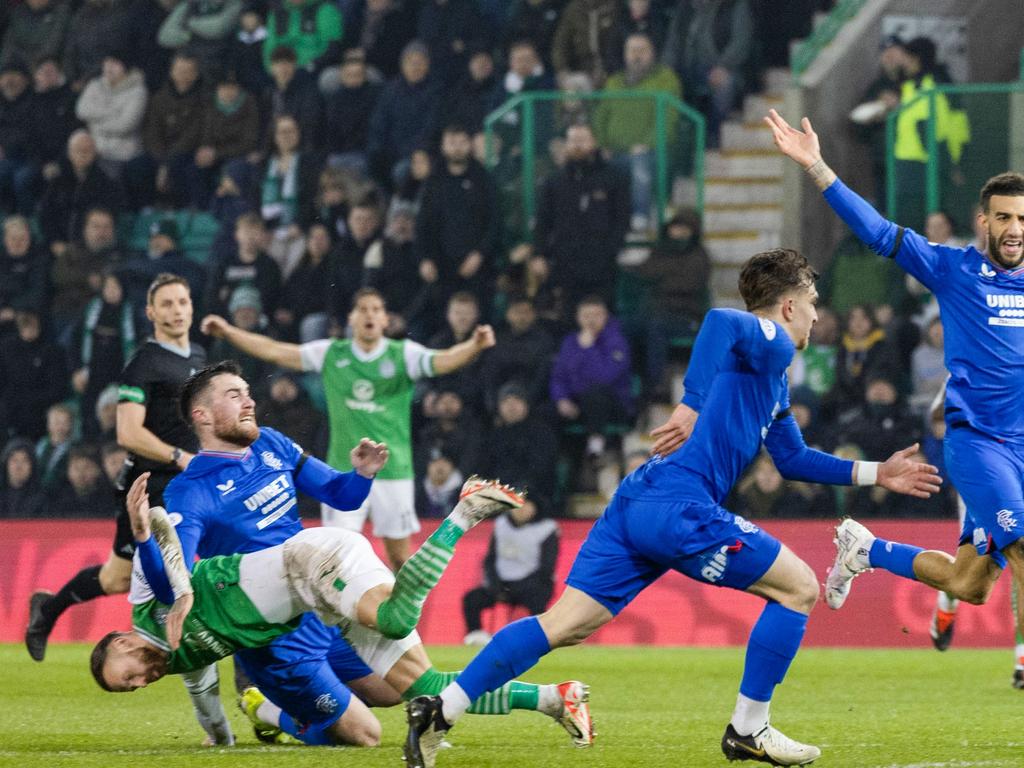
top-left (2, 643), bottom-right (1021, 768)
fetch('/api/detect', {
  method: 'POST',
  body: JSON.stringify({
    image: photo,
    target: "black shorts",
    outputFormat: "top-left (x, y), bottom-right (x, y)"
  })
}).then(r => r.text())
top-left (112, 471), bottom-right (175, 560)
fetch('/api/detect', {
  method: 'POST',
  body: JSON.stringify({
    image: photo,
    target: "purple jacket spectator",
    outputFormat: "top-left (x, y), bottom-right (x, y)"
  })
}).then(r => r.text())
top-left (550, 314), bottom-right (632, 410)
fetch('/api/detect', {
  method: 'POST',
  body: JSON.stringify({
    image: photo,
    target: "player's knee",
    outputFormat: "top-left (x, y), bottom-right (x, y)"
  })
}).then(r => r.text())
top-left (953, 579), bottom-right (992, 606)
top-left (328, 712), bottom-right (381, 747)
top-left (98, 565), bottom-right (130, 595)
top-left (782, 561), bottom-right (819, 614)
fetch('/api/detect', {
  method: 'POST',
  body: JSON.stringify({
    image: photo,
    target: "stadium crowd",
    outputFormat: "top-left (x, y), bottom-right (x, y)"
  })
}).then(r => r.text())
top-left (0, 0), bottom-right (962, 522)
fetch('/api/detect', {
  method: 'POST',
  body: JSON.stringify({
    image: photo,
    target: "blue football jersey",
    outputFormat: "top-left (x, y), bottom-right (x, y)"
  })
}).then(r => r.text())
top-left (825, 179), bottom-right (1024, 443)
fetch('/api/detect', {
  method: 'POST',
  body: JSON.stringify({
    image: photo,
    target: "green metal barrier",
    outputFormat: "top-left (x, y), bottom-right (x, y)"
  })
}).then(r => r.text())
top-left (884, 82), bottom-right (1024, 231)
top-left (790, 0), bottom-right (869, 82)
top-left (482, 90), bottom-right (705, 244)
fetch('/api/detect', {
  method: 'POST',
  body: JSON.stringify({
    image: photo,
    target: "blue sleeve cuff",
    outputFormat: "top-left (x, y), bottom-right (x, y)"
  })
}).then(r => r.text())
top-left (295, 454), bottom-right (374, 511)
top-left (137, 535), bottom-right (175, 605)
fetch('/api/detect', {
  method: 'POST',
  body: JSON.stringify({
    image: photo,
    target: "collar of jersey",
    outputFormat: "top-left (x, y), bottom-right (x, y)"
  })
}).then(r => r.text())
top-left (198, 447), bottom-right (252, 460)
top-left (351, 336), bottom-right (388, 362)
top-left (151, 339), bottom-right (193, 358)
top-left (978, 250), bottom-right (1024, 277)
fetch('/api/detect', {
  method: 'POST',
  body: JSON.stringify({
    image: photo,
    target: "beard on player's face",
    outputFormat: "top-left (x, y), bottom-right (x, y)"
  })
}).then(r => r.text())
top-left (989, 231), bottom-right (1024, 269)
top-left (211, 409), bottom-right (259, 446)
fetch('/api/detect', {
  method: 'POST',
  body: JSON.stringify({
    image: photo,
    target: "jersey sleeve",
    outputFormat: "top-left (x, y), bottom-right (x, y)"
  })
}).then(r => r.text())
top-left (163, 476), bottom-right (204, 569)
top-left (682, 309), bottom-right (795, 411)
top-left (403, 339), bottom-right (436, 381)
top-left (118, 350), bottom-right (149, 405)
top-left (299, 339), bottom-right (332, 373)
top-left (294, 454), bottom-right (373, 510)
top-left (763, 413), bottom-right (854, 485)
top-left (822, 178), bottom-right (950, 290)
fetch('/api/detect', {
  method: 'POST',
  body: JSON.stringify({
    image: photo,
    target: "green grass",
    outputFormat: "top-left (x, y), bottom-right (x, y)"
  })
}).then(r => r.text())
top-left (1, 643), bottom-right (1021, 767)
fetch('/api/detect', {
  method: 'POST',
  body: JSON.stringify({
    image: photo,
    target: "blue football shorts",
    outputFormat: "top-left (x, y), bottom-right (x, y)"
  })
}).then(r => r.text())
top-left (235, 613), bottom-right (373, 732)
top-left (946, 425), bottom-right (1024, 567)
top-left (566, 493), bottom-right (782, 616)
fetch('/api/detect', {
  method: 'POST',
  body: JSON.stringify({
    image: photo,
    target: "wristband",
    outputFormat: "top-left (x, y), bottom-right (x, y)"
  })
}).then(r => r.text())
top-left (856, 461), bottom-right (879, 486)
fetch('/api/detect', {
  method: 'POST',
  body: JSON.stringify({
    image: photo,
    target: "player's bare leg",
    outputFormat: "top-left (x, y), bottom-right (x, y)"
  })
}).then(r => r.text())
top-left (722, 545), bottom-right (821, 766)
top-left (98, 551), bottom-right (132, 594)
top-left (912, 544), bottom-right (1001, 604)
top-left (382, 536), bottom-right (410, 571)
top-left (999, 540), bottom-right (1024, 691)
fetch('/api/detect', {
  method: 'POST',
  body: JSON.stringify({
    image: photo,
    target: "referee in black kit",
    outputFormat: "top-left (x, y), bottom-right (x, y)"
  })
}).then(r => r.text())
top-left (26, 273), bottom-right (206, 660)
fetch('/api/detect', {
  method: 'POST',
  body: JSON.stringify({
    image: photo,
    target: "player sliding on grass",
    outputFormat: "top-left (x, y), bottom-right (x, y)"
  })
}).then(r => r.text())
top-left (766, 111), bottom-right (1024, 677)
top-left (404, 248), bottom-right (942, 768)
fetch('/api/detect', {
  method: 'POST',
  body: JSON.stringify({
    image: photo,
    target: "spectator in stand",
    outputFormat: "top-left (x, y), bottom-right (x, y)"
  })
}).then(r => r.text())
top-left (323, 50), bottom-right (379, 177)
top-left (365, 203), bottom-right (429, 338)
top-left (417, 0), bottom-right (487, 87)
top-left (0, 216), bottom-right (50, 337)
top-left (550, 295), bottom-right (634, 463)
top-left (787, 304), bottom-right (838, 401)
top-left (93, 383), bottom-right (119, 443)
top-left (0, 438), bottom-right (46, 518)
top-left (328, 196), bottom-right (384, 321)
top-left (493, 38), bottom-right (556, 113)
top-left (347, 0), bottom-right (417, 81)
top-left (63, 0), bottom-right (134, 91)
top-left (31, 58), bottom-right (81, 186)
top-left (551, 0), bottom-right (621, 89)
top-left (142, 52), bottom-right (206, 208)
top-left (612, 0), bottom-right (667, 56)
top-left (624, 208), bottom-right (710, 395)
top-left (594, 32), bottom-right (681, 232)
top-left (276, 221), bottom-right (332, 342)
top-left (424, 292), bottom-right (486, 414)
top-left (263, 0), bottom-right (344, 74)
top-left (832, 303), bottom-right (891, 406)
top-left (192, 68), bottom-right (261, 209)
top-left (123, 0), bottom-right (176, 93)
top-left (209, 284), bottom-right (274, 384)
top-left (99, 440), bottom-right (127, 491)
top-left (228, 5), bottom-right (272, 96)
top-left (415, 390), bottom-right (483, 488)
top-left (40, 410), bottom-right (81, 491)
top-left (732, 452), bottom-right (835, 519)
top-left (910, 316), bottom-right (946, 415)
top-left (819, 232), bottom-right (911, 319)
top-left (504, 0), bottom-right (562, 68)
top-left (482, 296), bottom-right (555, 414)
top-left (440, 46), bottom-right (498, 135)
top-left (1, 0), bottom-right (72, 72)
top-left (70, 271), bottom-right (137, 438)
top-left (157, 0), bottom-right (242, 80)
top-left (0, 60), bottom-right (38, 216)
top-left (206, 212), bottom-right (282, 317)
top-left (0, 310), bottom-right (70, 442)
top-left (253, 113), bottom-right (320, 277)
top-left (38, 130), bottom-right (124, 257)
top-left (662, 0), bottom-right (755, 147)
top-left (416, 123), bottom-right (499, 305)
top-left (837, 374), bottom-right (922, 467)
top-left (392, 143), bottom-right (432, 213)
top-left (461, 497), bottom-right (559, 645)
top-left (534, 123), bottom-right (630, 313)
top-left (120, 219), bottom-right (206, 316)
top-left (869, 444), bottom-right (956, 519)
top-left (75, 51), bottom-right (151, 206)
top-left (50, 207), bottom-right (124, 332)
top-left (35, 402), bottom-right (76, 492)
top-left (497, 243), bottom-right (567, 338)
top-left (314, 166), bottom-right (351, 240)
top-left (264, 44), bottom-right (323, 150)
top-left (49, 443), bottom-right (117, 518)
top-left (420, 450), bottom-right (463, 518)
top-left (368, 41), bottom-right (439, 188)
top-left (486, 382), bottom-right (558, 503)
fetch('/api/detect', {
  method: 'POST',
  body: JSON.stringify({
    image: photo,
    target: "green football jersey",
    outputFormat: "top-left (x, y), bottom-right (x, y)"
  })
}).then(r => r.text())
top-left (131, 554), bottom-right (299, 674)
top-left (304, 338), bottom-right (434, 480)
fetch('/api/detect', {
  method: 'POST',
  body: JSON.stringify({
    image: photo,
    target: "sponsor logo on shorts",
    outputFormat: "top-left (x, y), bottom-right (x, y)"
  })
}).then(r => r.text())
top-left (734, 515), bottom-right (759, 534)
top-left (261, 451), bottom-right (283, 470)
top-left (700, 545), bottom-right (731, 583)
top-left (973, 527), bottom-right (987, 548)
top-left (997, 509), bottom-right (1018, 533)
top-left (315, 693), bottom-right (339, 715)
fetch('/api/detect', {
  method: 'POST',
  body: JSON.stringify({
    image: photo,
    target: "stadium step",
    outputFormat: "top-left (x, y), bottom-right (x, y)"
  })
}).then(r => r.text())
top-left (703, 204), bottom-right (782, 235)
top-left (719, 121), bottom-right (776, 152)
top-left (704, 150), bottom-right (784, 178)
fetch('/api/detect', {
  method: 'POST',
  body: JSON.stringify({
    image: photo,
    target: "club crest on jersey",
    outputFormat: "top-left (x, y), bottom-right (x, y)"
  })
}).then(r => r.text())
top-left (315, 693), bottom-right (339, 714)
top-left (997, 509), bottom-right (1018, 533)
top-left (980, 261), bottom-right (997, 278)
top-left (261, 451), bottom-right (283, 470)
top-left (352, 379), bottom-right (375, 401)
top-left (168, 512), bottom-right (184, 527)
top-left (379, 359), bottom-right (396, 378)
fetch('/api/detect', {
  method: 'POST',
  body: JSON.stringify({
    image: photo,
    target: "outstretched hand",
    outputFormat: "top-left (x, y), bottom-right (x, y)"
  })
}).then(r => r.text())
top-left (125, 473), bottom-right (152, 541)
top-left (165, 593), bottom-right (194, 651)
top-left (650, 403), bottom-right (698, 457)
top-left (351, 438), bottom-right (389, 478)
top-left (763, 109), bottom-right (823, 169)
top-left (876, 444), bottom-right (943, 498)
top-left (472, 324), bottom-right (496, 350)
top-left (199, 314), bottom-right (231, 338)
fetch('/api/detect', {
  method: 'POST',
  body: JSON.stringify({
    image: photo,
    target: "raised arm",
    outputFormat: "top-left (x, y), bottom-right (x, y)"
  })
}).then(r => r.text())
top-left (431, 325), bottom-right (496, 376)
top-left (200, 314), bottom-right (303, 370)
top-left (294, 439), bottom-right (388, 510)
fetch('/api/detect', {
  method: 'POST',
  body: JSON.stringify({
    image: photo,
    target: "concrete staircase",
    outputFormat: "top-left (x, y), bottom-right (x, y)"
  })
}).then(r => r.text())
top-left (676, 68), bottom-right (790, 308)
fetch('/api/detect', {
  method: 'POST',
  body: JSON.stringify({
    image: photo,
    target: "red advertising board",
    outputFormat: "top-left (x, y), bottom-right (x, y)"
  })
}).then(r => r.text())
top-left (0, 518), bottom-right (1013, 647)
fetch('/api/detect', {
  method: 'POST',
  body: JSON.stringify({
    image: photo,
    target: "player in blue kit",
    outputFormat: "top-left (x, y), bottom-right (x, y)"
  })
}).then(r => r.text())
top-left (403, 249), bottom-right (941, 768)
top-left (766, 111), bottom-right (1024, 658)
top-left (165, 360), bottom-right (589, 747)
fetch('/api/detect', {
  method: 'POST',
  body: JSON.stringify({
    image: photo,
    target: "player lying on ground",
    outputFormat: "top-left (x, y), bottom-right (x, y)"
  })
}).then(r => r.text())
top-left (93, 472), bottom-right (592, 746)
top-left (403, 248), bottom-right (942, 768)
top-left (162, 360), bottom-right (589, 747)
top-left (764, 110), bottom-right (1024, 657)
